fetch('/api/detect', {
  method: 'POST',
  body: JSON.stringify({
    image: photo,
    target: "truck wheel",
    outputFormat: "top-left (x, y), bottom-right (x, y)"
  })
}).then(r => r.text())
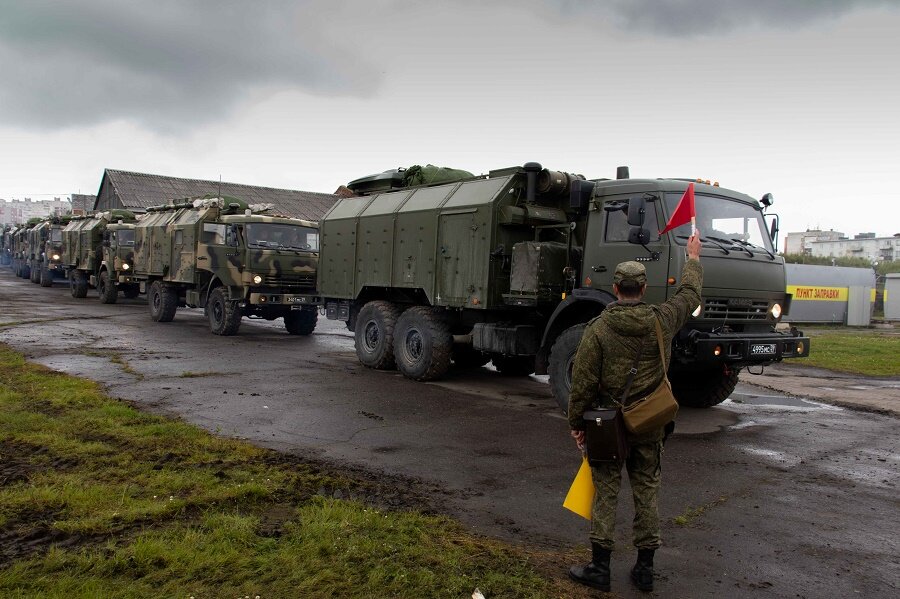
top-left (548, 324), bottom-right (586, 414)
top-left (148, 281), bottom-right (178, 322)
top-left (40, 268), bottom-right (53, 287)
top-left (70, 271), bottom-right (88, 298)
top-left (452, 345), bottom-right (491, 368)
top-left (123, 285), bottom-right (140, 299)
top-left (670, 367), bottom-right (739, 408)
top-left (393, 306), bottom-right (452, 381)
top-left (98, 271), bottom-right (118, 304)
top-left (30, 263), bottom-right (40, 284)
top-left (207, 287), bottom-right (242, 335)
top-left (354, 301), bottom-right (401, 370)
top-left (492, 355), bottom-right (535, 377)
top-left (285, 308), bottom-right (317, 336)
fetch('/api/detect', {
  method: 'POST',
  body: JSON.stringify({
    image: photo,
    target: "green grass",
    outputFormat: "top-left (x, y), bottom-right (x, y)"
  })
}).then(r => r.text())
top-left (0, 344), bottom-right (567, 598)
top-left (799, 333), bottom-right (899, 376)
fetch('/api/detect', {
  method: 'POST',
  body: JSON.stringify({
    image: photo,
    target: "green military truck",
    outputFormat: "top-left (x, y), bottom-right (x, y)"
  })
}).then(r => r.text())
top-left (1, 225), bottom-right (13, 267)
top-left (32, 217), bottom-right (71, 287)
top-left (26, 220), bottom-right (50, 284)
top-left (318, 162), bottom-right (810, 409)
top-left (12, 221), bottom-right (37, 280)
top-left (132, 196), bottom-right (320, 336)
top-left (62, 210), bottom-right (139, 301)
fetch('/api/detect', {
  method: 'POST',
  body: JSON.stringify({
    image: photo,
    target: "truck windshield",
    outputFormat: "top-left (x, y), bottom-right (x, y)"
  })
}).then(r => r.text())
top-left (116, 230), bottom-right (135, 246)
top-left (244, 223), bottom-right (319, 252)
top-left (664, 192), bottom-right (773, 251)
top-left (50, 229), bottom-right (63, 243)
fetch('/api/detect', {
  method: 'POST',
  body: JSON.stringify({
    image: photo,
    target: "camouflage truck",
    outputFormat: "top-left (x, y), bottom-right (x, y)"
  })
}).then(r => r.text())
top-left (12, 222), bottom-right (37, 279)
top-left (25, 220), bottom-right (51, 284)
top-left (131, 196), bottom-right (319, 336)
top-left (32, 217), bottom-right (72, 287)
top-left (319, 162), bottom-right (810, 409)
top-left (61, 210), bottom-right (139, 301)
top-left (1, 225), bottom-right (13, 267)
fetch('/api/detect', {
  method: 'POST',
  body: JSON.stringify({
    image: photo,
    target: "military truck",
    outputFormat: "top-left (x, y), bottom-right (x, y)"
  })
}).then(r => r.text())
top-left (131, 196), bottom-right (319, 336)
top-left (31, 217), bottom-right (72, 287)
top-left (319, 162), bottom-right (810, 409)
top-left (61, 210), bottom-right (139, 301)
top-left (12, 222), bottom-right (36, 280)
top-left (1, 225), bottom-right (13, 267)
top-left (25, 220), bottom-right (51, 284)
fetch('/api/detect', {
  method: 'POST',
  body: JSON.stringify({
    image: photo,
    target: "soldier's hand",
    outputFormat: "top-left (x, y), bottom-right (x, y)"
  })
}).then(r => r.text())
top-left (687, 229), bottom-right (702, 260)
top-left (571, 429), bottom-right (586, 453)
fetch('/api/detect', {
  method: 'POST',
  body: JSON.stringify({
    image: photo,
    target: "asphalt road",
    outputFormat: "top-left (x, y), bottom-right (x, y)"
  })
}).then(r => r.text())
top-left (1, 268), bottom-right (897, 598)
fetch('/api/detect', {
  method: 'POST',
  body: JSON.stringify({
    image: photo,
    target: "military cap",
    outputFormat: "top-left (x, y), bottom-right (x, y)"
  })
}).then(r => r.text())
top-left (613, 261), bottom-right (647, 285)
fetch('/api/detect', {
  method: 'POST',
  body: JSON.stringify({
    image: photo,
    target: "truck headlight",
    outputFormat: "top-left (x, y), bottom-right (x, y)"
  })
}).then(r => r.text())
top-left (51, 254), bottom-right (60, 261)
top-left (691, 304), bottom-right (702, 317)
top-left (771, 303), bottom-right (782, 319)
top-left (253, 275), bottom-right (263, 285)
top-left (122, 263), bottom-right (130, 270)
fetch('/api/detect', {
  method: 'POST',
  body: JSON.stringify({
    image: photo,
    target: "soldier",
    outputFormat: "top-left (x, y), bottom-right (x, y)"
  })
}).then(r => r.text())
top-left (567, 231), bottom-right (703, 593)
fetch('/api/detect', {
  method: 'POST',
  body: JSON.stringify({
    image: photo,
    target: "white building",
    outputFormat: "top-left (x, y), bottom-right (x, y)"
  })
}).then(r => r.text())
top-left (786, 229), bottom-right (900, 262)
top-left (0, 197), bottom-right (72, 225)
top-left (784, 229), bottom-right (845, 255)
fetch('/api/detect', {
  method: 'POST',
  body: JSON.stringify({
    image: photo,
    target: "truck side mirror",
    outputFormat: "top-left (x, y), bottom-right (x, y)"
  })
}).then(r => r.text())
top-left (767, 214), bottom-right (780, 250)
top-left (627, 197), bottom-right (645, 226)
top-left (628, 227), bottom-right (651, 245)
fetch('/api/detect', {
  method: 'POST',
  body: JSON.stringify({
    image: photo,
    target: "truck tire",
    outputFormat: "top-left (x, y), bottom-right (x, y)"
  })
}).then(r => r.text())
top-left (393, 306), bottom-right (452, 381)
top-left (30, 263), bottom-right (40, 283)
top-left (548, 324), bottom-right (586, 414)
top-left (670, 367), bottom-right (739, 408)
top-left (284, 308), bottom-right (317, 336)
top-left (20, 263), bottom-right (30, 279)
top-left (70, 271), bottom-right (88, 298)
top-left (123, 285), bottom-right (140, 299)
top-left (98, 271), bottom-right (118, 304)
top-left (148, 281), bottom-right (178, 322)
top-left (40, 267), bottom-right (53, 287)
top-left (355, 301), bottom-right (401, 370)
top-left (207, 287), bottom-right (242, 335)
top-left (452, 345), bottom-right (491, 369)
top-left (492, 355), bottom-right (535, 377)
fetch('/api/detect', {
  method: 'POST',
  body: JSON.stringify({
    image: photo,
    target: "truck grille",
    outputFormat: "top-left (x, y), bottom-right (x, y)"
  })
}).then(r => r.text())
top-left (704, 298), bottom-right (770, 320)
top-left (262, 273), bottom-right (316, 288)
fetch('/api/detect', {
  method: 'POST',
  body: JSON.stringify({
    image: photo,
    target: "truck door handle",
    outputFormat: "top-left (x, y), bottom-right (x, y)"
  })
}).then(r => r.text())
top-left (197, 256), bottom-right (207, 261)
top-left (591, 265), bottom-right (606, 272)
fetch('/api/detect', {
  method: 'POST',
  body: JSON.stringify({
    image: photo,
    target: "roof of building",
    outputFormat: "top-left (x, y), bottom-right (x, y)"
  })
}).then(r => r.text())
top-left (98, 169), bottom-right (338, 221)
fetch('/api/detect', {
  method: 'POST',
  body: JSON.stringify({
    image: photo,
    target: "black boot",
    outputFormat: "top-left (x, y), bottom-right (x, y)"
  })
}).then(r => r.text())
top-left (569, 543), bottom-right (611, 592)
top-left (631, 548), bottom-right (655, 592)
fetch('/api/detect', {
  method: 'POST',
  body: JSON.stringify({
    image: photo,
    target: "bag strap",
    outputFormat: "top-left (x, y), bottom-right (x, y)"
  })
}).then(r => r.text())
top-left (617, 335), bottom-right (646, 406)
top-left (653, 316), bottom-right (667, 364)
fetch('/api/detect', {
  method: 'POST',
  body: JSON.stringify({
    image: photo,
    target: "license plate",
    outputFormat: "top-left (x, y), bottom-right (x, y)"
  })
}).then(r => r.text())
top-left (750, 343), bottom-right (776, 355)
top-left (286, 296), bottom-right (308, 304)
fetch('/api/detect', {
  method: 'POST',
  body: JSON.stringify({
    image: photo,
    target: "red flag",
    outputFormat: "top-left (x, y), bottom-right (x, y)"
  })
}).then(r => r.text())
top-left (659, 183), bottom-right (695, 235)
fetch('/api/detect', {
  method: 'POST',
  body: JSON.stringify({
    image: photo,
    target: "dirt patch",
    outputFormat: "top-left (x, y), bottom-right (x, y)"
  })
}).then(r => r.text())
top-left (0, 439), bottom-right (79, 487)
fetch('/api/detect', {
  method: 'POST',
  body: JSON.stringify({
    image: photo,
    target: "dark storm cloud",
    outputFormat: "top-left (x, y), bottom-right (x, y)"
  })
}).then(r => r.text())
top-left (540, 0), bottom-right (898, 35)
top-left (0, 0), bottom-right (378, 131)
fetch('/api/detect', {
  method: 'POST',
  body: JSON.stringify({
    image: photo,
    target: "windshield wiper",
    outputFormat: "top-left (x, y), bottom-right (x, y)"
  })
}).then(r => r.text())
top-left (679, 235), bottom-right (730, 255)
top-left (731, 238), bottom-right (775, 260)
top-left (705, 235), bottom-right (754, 257)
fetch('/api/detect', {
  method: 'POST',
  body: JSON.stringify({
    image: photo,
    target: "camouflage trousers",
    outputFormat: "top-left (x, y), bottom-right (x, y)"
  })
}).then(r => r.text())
top-left (589, 437), bottom-right (663, 550)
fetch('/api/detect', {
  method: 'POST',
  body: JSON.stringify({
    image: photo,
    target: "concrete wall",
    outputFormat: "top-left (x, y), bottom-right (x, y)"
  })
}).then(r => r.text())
top-left (783, 264), bottom-right (876, 324)
top-left (885, 273), bottom-right (900, 321)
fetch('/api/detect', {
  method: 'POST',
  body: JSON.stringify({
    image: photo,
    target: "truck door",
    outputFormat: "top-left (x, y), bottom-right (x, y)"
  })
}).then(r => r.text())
top-left (436, 209), bottom-right (485, 306)
top-left (200, 223), bottom-right (240, 287)
top-left (584, 195), bottom-right (670, 304)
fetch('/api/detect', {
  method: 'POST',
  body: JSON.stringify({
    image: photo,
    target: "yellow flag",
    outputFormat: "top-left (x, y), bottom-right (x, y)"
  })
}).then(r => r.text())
top-left (563, 456), bottom-right (595, 520)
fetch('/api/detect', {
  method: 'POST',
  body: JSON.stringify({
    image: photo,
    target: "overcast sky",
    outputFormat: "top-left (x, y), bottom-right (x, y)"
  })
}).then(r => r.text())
top-left (1, 0), bottom-right (898, 243)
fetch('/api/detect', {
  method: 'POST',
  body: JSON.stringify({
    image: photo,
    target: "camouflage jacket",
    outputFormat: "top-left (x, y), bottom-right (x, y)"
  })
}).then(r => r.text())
top-left (567, 259), bottom-right (703, 431)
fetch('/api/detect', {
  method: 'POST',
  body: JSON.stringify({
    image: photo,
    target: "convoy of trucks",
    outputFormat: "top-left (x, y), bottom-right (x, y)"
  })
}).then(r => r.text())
top-left (3, 162), bottom-right (811, 409)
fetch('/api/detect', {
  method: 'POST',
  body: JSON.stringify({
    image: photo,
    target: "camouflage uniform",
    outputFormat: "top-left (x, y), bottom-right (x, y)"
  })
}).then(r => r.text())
top-left (568, 259), bottom-right (703, 550)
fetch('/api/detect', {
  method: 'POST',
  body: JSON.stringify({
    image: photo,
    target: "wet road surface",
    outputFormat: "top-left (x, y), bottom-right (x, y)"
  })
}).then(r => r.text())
top-left (1, 269), bottom-right (897, 598)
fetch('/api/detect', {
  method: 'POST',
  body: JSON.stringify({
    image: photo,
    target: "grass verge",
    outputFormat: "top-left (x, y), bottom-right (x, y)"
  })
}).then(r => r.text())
top-left (0, 344), bottom-right (569, 598)
top-left (798, 333), bottom-right (899, 376)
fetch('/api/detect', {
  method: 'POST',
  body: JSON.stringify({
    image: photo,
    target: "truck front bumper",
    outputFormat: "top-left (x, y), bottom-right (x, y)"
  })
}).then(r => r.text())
top-left (685, 330), bottom-right (810, 364)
